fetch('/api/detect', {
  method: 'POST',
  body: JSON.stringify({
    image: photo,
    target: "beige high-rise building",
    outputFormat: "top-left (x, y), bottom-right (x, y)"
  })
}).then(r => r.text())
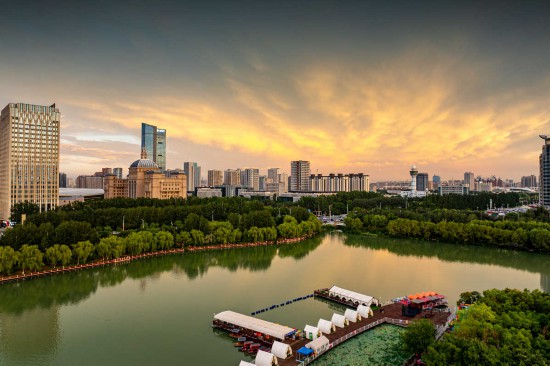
top-left (0, 103), bottom-right (60, 219)
top-left (464, 171), bottom-right (475, 191)
top-left (224, 169), bottom-right (241, 185)
top-left (208, 170), bottom-right (223, 187)
top-left (104, 149), bottom-right (186, 200)
top-left (290, 160), bottom-right (311, 191)
top-left (309, 173), bottom-right (370, 192)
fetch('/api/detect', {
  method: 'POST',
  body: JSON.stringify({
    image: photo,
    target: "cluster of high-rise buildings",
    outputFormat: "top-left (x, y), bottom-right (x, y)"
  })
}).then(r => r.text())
top-left (2, 101), bottom-right (546, 219)
top-left (372, 168), bottom-right (538, 197)
top-left (195, 162), bottom-right (369, 199)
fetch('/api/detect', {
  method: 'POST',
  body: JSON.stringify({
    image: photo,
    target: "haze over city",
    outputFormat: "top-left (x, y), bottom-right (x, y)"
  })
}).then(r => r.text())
top-left (1, 1), bottom-right (549, 179)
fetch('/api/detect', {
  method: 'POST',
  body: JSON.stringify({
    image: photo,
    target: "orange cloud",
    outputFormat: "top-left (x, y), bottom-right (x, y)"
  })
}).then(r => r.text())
top-left (59, 45), bottom-right (550, 179)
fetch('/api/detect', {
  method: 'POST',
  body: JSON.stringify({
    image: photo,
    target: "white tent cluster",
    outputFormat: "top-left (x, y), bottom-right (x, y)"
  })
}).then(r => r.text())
top-left (239, 362), bottom-right (255, 366)
top-left (357, 304), bottom-right (374, 318)
top-left (329, 286), bottom-right (379, 307)
top-left (214, 311), bottom-right (295, 341)
top-left (317, 319), bottom-right (336, 334)
top-left (254, 350), bottom-right (279, 366)
top-left (304, 325), bottom-right (321, 340)
top-left (331, 313), bottom-right (349, 328)
top-left (344, 309), bottom-right (361, 323)
top-left (238, 340), bottom-right (292, 365)
top-left (305, 335), bottom-right (330, 354)
top-left (270, 341), bottom-right (292, 359)
top-left (234, 286), bottom-right (379, 365)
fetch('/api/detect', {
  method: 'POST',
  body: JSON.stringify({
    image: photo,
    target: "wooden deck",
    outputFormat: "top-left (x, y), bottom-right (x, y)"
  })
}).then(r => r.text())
top-left (277, 302), bottom-right (452, 366)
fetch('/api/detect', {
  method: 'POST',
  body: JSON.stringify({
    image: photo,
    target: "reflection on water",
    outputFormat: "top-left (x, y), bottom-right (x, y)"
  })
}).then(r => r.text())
top-left (0, 232), bottom-right (546, 366)
top-left (342, 234), bottom-right (550, 294)
top-left (0, 307), bottom-right (60, 365)
top-left (0, 235), bottom-right (324, 316)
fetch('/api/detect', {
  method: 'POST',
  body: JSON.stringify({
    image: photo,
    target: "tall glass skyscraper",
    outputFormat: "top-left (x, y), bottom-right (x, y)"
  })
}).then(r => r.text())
top-left (141, 123), bottom-right (166, 171)
top-left (156, 129), bottom-right (166, 172)
top-left (184, 162), bottom-right (201, 192)
top-left (539, 135), bottom-right (550, 208)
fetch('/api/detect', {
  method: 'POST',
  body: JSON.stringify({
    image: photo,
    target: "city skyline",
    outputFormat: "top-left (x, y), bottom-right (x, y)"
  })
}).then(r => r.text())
top-left (1, 1), bottom-right (549, 180)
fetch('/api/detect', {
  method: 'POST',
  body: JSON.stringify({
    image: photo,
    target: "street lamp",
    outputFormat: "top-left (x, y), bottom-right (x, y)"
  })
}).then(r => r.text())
top-left (122, 215), bottom-right (125, 231)
top-left (141, 219), bottom-right (145, 229)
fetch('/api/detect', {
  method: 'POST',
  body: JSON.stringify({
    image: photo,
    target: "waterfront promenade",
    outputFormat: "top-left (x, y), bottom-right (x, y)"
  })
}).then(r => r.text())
top-left (0, 249), bottom-right (185, 284)
top-left (0, 236), bottom-right (311, 284)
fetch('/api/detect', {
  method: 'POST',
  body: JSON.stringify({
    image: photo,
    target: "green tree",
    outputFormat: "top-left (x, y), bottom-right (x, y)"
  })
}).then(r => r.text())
top-left (125, 232), bottom-right (145, 255)
top-left (37, 222), bottom-right (55, 250)
top-left (277, 222), bottom-right (300, 239)
top-left (18, 244), bottom-right (43, 274)
top-left (242, 210), bottom-right (275, 229)
top-left (45, 245), bottom-right (62, 268)
top-left (0, 246), bottom-right (19, 275)
top-left (189, 229), bottom-right (204, 246)
top-left (155, 231), bottom-right (174, 250)
top-left (10, 201), bottom-right (39, 223)
top-left (96, 239), bottom-right (111, 260)
top-left (55, 221), bottom-right (95, 245)
top-left (344, 216), bottom-right (363, 233)
top-left (176, 231), bottom-right (191, 247)
top-left (245, 226), bottom-right (263, 242)
top-left (72, 241), bottom-right (94, 264)
top-left (261, 227), bottom-right (277, 242)
top-left (229, 228), bottom-right (242, 243)
top-left (58, 245), bottom-right (72, 267)
top-left (400, 318), bottom-right (436, 355)
top-left (457, 291), bottom-right (482, 305)
top-left (209, 221), bottom-right (233, 244)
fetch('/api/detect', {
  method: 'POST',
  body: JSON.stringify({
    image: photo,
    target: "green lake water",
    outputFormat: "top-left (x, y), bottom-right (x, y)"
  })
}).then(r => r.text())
top-left (0, 232), bottom-right (548, 365)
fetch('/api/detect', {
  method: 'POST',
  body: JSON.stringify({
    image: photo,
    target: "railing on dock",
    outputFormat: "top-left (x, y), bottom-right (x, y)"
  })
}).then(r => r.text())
top-left (296, 317), bottom-right (407, 365)
top-left (436, 308), bottom-right (456, 339)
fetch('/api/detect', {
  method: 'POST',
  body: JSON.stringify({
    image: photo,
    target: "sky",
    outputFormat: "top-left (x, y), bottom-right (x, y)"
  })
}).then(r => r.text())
top-left (1, 0), bottom-right (549, 181)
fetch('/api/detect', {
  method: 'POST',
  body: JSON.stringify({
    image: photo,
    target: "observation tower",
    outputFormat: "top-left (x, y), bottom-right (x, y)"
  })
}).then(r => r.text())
top-left (410, 165), bottom-right (418, 193)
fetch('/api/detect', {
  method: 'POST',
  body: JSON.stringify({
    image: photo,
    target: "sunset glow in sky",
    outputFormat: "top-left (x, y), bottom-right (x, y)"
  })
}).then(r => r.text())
top-left (1, 1), bottom-right (549, 180)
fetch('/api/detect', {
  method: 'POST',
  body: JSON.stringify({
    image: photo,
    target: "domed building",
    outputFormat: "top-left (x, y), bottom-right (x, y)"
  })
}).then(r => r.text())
top-left (104, 149), bottom-right (186, 200)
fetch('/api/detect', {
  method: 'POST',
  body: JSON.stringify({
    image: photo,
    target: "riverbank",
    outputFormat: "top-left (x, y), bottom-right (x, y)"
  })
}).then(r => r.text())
top-left (0, 235), bottom-right (312, 285)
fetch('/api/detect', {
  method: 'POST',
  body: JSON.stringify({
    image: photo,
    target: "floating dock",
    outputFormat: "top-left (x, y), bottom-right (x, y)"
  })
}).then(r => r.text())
top-left (214, 286), bottom-right (455, 366)
top-left (314, 286), bottom-right (380, 308)
top-left (213, 310), bottom-right (297, 348)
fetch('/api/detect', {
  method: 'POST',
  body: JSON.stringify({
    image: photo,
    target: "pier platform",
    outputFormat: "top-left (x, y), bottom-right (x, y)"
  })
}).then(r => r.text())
top-left (277, 302), bottom-right (452, 366)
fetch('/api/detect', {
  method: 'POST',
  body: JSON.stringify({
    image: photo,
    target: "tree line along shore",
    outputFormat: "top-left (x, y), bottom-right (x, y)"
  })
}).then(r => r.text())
top-left (1, 191), bottom-right (547, 276)
top-left (0, 195), bottom-right (322, 276)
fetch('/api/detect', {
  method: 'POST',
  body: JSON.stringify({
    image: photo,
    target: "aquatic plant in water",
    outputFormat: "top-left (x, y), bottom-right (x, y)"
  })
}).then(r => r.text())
top-left (313, 325), bottom-right (407, 366)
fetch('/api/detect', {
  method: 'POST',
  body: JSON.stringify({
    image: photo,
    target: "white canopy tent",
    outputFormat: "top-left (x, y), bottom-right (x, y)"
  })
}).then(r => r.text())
top-left (357, 304), bottom-right (374, 318)
top-left (214, 311), bottom-right (295, 340)
top-left (304, 325), bottom-right (321, 340)
top-left (271, 341), bottom-right (292, 359)
top-left (239, 361), bottom-right (256, 366)
top-left (306, 335), bottom-right (330, 354)
top-left (329, 286), bottom-right (378, 306)
top-left (331, 313), bottom-right (349, 328)
top-left (255, 350), bottom-right (279, 366)
top-left (317, 319), bottom-right (336, 334)
top-left (344, 309), bottom-right (361, 323)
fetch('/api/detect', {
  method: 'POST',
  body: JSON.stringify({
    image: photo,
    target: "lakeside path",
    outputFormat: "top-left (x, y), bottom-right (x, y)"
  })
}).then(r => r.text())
top-left (0, 236), bottom-right (311, 285)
